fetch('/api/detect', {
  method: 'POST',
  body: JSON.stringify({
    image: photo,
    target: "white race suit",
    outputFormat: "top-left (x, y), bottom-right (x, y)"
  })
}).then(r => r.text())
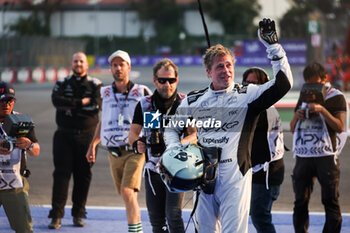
top-left (164, 44), bottom-right (293, 233)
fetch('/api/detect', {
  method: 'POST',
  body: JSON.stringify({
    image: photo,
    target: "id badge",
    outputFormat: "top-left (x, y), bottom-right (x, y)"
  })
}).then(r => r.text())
top-left (118, 114), bottom-right (124, 126)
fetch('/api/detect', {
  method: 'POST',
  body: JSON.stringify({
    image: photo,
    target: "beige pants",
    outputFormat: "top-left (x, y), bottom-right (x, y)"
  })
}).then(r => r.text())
top-left (108, 150), bottom-right (145, 194)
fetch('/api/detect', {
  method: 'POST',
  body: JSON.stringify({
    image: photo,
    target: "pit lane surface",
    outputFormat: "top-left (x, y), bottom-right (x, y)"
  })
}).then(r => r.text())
top-left (2, 66), bottom-right (350, 232)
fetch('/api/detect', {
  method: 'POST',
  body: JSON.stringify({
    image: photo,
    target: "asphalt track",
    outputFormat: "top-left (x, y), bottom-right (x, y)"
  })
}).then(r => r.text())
top-left (1, 65), bottom-right (350, 232)
top-left (1, 206), bottom-right (350, 232)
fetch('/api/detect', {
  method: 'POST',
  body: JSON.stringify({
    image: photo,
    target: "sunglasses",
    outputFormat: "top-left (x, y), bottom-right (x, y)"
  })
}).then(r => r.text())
top-left (156, 77), bottom-right (177, 84)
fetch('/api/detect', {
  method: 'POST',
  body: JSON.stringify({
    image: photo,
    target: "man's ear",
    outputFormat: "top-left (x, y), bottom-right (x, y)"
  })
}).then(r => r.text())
top-left (153, 77), bottom-right (157, 85)
top-left (127, 64), bottom-right (131, 72)
top-left (206, 68), bottom-right (211, 78)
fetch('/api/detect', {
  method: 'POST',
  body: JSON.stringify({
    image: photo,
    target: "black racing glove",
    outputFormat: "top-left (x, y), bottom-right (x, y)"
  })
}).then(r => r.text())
top-left (258, 18), bottom-right (278, 46)
top-left (258, 18), bottom-right (285, 61)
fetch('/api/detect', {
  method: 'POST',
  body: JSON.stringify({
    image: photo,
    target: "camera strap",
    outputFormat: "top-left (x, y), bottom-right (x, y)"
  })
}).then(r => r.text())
top-left (112, 81), bottom-right (133, 126)
top-left (151, 92), bottom-right (181, 126)
top-left (0, 123), bottom-right (9, 139)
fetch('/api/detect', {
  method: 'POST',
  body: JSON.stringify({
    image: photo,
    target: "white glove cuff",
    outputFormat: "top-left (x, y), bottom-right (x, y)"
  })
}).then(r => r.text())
top-left (266, 43), bottom-right (286, 61)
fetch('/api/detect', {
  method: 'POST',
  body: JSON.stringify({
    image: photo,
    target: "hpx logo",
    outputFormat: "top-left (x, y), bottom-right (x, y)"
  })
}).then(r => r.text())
top-left (144, 110), bottom-right (161, 129)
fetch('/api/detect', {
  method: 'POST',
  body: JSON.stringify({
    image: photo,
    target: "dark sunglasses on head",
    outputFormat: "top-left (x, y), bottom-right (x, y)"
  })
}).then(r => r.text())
top-left (156, 77), bottom-right (177, 84)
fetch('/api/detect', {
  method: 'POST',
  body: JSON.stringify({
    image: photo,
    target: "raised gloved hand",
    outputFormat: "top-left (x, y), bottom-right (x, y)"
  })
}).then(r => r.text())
top-left (258, 18), bottom-right (278, 46)
top-left (257, 18), bottom-right (286, 61)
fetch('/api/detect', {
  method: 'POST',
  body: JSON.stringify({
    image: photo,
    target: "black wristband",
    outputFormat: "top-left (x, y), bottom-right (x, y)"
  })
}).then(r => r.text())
top-left (271, 55), bottom-right (283, 61)
top-left (132, 140), bottom-right (139, 154)
top-left (26, 142), bottom-right (34, 151)
top-left (133, 137), bottom-right (146, 154)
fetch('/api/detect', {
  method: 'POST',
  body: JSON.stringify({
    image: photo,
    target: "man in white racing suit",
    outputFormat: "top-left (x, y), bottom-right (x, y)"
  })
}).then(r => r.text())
top-left (164, 18), bottom-right (293, 233)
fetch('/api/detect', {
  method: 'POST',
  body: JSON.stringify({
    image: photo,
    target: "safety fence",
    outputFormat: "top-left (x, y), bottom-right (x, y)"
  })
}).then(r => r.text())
top-left (0, 67), bottom-right (71, 83)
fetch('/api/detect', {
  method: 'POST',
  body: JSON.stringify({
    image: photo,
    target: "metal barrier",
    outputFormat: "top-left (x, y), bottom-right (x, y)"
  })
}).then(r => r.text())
top-left (0, 67), bottom-right (70, 83)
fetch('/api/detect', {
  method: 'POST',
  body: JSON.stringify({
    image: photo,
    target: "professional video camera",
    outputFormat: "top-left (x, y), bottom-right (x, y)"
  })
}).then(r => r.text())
top-left (300, 83), bottom-right (326, 104)
top-left (0, 114), bottom-right (35, 151)
top-left (299, 83), bottom-right (327, 119)
top-left (148, 129), bottom-right (166, 157)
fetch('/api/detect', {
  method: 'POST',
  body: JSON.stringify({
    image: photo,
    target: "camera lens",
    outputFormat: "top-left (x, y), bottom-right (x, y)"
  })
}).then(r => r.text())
top-left (2, 140), bottom-right (14, 151)
top-left (150, 130), bottom-right (160, 145)
top-left (149, 130), bottom-right (166, 156)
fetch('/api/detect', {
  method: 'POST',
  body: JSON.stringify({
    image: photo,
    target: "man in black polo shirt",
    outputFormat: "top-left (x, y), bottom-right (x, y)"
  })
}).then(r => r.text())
top-left (49, 52), bottom-right (102, 229)
top-left (128, 58), bottom-right (196, 233)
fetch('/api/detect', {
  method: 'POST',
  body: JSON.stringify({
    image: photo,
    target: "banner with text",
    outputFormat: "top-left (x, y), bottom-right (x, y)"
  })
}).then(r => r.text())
top-left (95, 40), bottom-right (306, 67)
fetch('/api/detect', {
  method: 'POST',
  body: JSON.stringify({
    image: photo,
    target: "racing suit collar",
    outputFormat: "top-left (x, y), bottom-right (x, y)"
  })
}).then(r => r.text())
top-left (208, 81), bottom-right (235, 94)
top-left (72, 74), bottom-right (87, 81)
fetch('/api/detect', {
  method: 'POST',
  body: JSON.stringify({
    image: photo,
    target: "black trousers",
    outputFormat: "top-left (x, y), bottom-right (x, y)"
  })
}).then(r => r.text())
top-left (292, 156), bottom-right (342, 233)
top-left (49, 129), bottom-right (94, 218)
top-left (145, 170), bottom-right (185, 233)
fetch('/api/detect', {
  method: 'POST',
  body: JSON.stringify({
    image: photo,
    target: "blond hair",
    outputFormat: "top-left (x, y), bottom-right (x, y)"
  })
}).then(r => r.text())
top-left (203, 44), bottom-right (235, 70)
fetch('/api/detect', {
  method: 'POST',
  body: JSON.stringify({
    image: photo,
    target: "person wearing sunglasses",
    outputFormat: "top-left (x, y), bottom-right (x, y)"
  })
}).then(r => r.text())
top-left (128, 58), bottom-right (196, 233)
top-left (242, 67), bottom-right (285, 233)
top-left (0, 82), bottom-right (40, 233)
top-left (164, 18), bottom-right (293, 233)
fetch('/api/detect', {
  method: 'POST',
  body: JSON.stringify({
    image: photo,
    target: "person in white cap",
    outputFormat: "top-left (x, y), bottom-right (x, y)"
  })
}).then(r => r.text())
top-left (86, 50), bottom-right (151, 233)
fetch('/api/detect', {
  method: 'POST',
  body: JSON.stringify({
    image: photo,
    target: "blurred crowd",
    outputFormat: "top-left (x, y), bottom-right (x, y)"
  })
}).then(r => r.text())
top-left (325, 53), bottom-right (350, 91)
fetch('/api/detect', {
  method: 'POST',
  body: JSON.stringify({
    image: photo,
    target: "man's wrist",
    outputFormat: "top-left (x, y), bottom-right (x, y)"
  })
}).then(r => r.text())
top-left (26, 142), bottom-right (34, 151)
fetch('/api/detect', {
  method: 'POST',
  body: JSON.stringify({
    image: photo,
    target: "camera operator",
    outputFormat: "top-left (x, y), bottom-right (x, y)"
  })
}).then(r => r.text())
top-left (128, 58), bottom-right (196, 233)
top-left (290, 62), bottom-right (348, 233)
top-left (48, 52), bottom-right (102, 229)
top-left (0, 82), bottom-right (40, 233)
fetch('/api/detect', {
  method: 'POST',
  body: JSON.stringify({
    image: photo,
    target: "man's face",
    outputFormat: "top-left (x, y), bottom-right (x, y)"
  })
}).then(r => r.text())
top-left (153, 66), bottom-right (178, 99)
top-left (207, 55), bottom-right (234, 90)
top-left (71, 53), bottom-right (88, 77)
top-left (0, 98), bottom-right (15, 119)
top-left (110, 57), bottom-right (131, 82)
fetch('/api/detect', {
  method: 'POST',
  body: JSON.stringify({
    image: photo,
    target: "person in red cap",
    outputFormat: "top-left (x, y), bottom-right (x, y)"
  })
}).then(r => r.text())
top-left (0, 81), bottom-right (40, 233)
